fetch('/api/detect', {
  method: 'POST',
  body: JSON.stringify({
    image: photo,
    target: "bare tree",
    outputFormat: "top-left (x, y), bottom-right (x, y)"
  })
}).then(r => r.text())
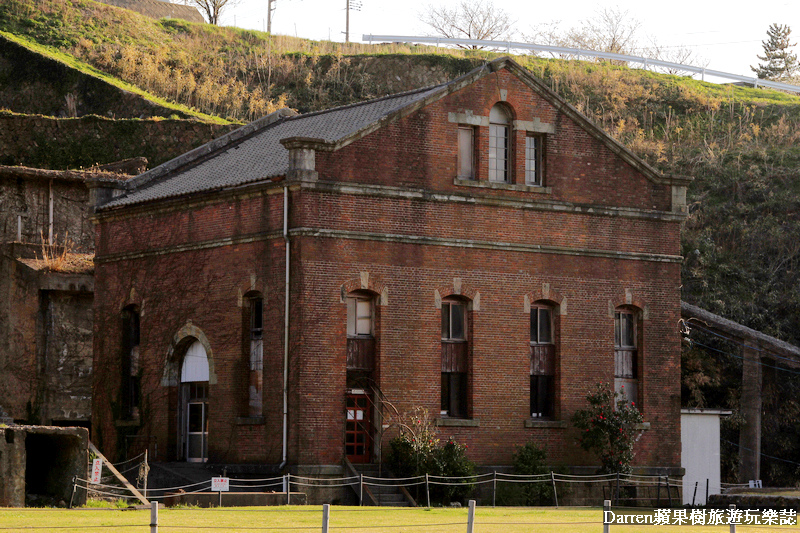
top-left (183, 0), bottom-right (240, 25)
top-left (568, 7), bottom-right (641, 56)
top-left (644, 39), bottom-right (708, 76)
top-left (420, 0), bottom-right (515, 49)
top-left (524, 7), bottom-right (641, 59)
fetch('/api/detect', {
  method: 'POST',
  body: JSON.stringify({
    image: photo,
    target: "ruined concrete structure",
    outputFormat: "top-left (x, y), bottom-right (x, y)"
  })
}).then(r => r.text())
top-left (0, 425), bottom-right (89, 507)
top-left (92, 58), bottom-right (690, 480)
top-left (0, 164), bottom-right (129, 427)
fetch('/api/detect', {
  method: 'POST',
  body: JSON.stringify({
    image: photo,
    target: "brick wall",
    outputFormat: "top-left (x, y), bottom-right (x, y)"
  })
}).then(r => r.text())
top-left (93, 66), bottom-right (683, 471)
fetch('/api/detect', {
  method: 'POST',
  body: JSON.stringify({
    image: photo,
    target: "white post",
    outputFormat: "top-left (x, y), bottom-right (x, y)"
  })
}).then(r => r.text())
top-left (603, 499), bottom-right (611, 533)
top-left (322, 503), bottom-right (330, 533)
top-left (730, 504), bottom-right (737, 533)
top-left (150, 500), bottom-right (158, 533)
top-left (359, 473), bottom-right (363, 506)
top-left (466, 500), bottom-right (475, 533)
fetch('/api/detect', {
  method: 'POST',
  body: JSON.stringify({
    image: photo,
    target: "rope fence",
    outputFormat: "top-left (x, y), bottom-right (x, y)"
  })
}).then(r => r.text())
top-left (6, 500), bottom-right (797, 532)
top-left (77, 453), bottom-right (697, 511)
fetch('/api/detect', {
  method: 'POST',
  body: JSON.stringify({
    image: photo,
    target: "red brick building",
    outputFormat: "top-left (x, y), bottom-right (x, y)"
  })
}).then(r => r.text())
top-left (92, 58), bottom-right (689, 475)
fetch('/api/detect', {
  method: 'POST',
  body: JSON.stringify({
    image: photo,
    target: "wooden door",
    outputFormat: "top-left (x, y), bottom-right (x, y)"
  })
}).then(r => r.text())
top-left (345, 393), bottom-right (371, 463)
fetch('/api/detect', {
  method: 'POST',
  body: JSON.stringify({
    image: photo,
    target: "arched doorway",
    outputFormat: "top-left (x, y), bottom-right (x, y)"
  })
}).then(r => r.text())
top-left (180, 340), bottom-right (209, 463)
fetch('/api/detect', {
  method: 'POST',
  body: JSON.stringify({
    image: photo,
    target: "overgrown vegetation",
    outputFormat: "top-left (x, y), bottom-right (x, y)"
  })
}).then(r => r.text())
top-left (386, 408), bottom-right (475, 505)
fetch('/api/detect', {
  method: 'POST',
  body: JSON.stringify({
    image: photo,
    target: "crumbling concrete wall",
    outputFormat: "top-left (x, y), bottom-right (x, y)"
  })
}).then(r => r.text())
top-left (0, 426), bottom-right (88, 507)
top-left (39, 290), bottom-right (94, 423)
top-left (0, 250), bottom-right (94, 424)
top-left (0, 427), bottom-right (26, 507)
top-left (0, 170), bottom-right (100, 252)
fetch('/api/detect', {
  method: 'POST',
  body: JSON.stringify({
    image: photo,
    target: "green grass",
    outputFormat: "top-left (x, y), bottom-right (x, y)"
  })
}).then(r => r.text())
top-left (0, 30), bottom-right (231, 125)
top-left (0, 506), bottom-right (797, 532)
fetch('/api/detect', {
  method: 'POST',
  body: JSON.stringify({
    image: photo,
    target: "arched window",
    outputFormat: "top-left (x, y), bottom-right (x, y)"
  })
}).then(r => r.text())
top-left (246, 295), bottom-right (263, 418)
top-left (614, 308), bottom-right (639, 406)
top-left (121, 306), bottom-right (140, 419)
top-left (346, 293), bottom-right (375, 372)
top-left (489, 104), bottom-right (511, 183)
top-left (181, 340), bottom-right (209, 463)
top-left (530, 303), bottom-right (555, 418)
top-left (441, 298), bottom-right (469, 418)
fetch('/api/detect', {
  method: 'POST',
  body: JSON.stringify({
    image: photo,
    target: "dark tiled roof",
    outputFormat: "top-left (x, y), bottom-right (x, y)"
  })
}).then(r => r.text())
top-left (102, 84), bottom-right (446, 209)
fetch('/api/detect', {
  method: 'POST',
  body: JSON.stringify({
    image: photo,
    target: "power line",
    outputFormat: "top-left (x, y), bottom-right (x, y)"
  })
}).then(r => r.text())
top-left (687, 321), bottom-right (800, 369)
top-left (721, 438), bottom-right (800, 468)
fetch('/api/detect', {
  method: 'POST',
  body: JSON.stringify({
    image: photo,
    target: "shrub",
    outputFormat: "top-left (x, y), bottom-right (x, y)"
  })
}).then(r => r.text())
top-left (571, 383), bottom-right (644, 474)
top-left (496, 442), bottom-right (555, 506)
top-left (386, 407), bottom-right (475, 505)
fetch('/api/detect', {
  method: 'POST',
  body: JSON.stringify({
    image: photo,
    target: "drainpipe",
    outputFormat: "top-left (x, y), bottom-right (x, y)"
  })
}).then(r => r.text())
top-left (281, 185), bottom-right (290, 471)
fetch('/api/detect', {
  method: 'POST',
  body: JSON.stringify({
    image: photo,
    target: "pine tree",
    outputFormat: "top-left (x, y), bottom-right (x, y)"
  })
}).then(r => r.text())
top-left (751, 24), bottom-right (798, 80)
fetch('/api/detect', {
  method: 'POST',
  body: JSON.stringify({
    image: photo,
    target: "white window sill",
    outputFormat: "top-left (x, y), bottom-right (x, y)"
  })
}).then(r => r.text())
top-left (454, 178), bottom-right (551, 194)
top-left (435, 417), bottom-right (480, 427)
top-left (524, 419), bottom-right (568, 429)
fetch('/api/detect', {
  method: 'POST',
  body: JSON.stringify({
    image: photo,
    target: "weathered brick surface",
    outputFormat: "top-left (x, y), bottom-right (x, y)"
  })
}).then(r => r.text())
top-left (93, 65), bottom-right (683, 471)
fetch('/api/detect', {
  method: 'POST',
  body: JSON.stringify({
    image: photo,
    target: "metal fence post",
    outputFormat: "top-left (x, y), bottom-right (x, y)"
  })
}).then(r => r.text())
top-left (286, 474), bottom-right (290, 505)
top-left (150, 500), bottom-right (158, 533)
top-left (730, 504), bottom-right (736, 533)
top-left (551, 471), bottom-right (558, 508)
top-left (492, 471), bottom-right (496, 508)
top-left (425, 473), bottom-right (431, 508)
top-left (360, 473), bottom-right (363, 506)
top-left (466, 500), bottom-right (475, 533)
top-left (322, 503), bottom-right (330, 533)
top-left (603, 499), bottom-right (611, 533)
top-left (666, 477), bottom-right (673, 507)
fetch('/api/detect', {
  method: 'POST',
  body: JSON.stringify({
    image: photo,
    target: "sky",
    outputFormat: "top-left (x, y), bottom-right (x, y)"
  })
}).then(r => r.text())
top-left (217, 0), bottom-right (799, 84)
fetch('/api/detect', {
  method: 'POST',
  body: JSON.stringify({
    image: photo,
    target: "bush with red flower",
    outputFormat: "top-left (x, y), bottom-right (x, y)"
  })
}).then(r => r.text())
top-left (571, 383), bottom-right (644, 474)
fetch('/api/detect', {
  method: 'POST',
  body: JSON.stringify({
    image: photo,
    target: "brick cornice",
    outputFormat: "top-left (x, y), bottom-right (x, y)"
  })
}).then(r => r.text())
top-left (95, 227), bottom-right (682, 264)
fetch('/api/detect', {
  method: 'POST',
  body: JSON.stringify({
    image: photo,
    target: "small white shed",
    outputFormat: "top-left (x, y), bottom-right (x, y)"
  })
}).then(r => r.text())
top-left (681, 408), bottom-right (732, 505)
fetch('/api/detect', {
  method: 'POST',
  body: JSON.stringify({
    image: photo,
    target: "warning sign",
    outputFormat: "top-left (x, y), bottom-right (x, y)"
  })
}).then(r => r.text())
top-left (90, 459), bottom-right (103, 484)
top-left (211, 477), bottom-right (230, 492)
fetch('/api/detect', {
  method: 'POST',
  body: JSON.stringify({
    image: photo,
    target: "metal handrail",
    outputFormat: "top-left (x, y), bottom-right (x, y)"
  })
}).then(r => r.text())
top-left (362, 34), bottom-right (800, 94)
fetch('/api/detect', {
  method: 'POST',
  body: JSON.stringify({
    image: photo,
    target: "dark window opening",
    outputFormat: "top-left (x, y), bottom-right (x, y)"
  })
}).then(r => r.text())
top-left (441, 301), bottom-right (468, 418)
top-left (121, 307), bottom-right (140, 419)
top-left (614, 310), bottom-right (639, 407)
top-left (530, 305), bottom-right (555, 418)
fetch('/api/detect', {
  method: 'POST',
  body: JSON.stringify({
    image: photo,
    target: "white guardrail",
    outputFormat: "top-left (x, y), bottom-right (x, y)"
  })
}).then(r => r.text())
top-left (362, 34), bottom-right (800, 94)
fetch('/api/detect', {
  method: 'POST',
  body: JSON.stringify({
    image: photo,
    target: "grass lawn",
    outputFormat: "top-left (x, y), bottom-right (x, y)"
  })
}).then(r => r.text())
top-left (0, 505), bottom-right (797, 532)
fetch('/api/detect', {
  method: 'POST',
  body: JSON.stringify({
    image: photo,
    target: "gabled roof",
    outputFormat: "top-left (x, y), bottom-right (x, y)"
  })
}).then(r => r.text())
top-left (100, 57), bottom-right (688, 211)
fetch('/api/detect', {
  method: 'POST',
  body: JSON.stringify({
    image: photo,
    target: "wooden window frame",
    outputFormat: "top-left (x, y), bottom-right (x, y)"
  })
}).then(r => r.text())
top-left (530, 304), bottom-right (555, 419)
top-left (441, 300), bottom-right (469, 418)
top-left (457, 126), bottom-right (475, 180)
top-left (525, 134), bottom-right (545, 186)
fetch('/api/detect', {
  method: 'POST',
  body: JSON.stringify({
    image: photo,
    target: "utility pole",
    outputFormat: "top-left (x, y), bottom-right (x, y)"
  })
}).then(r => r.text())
top-left (344, 0), bottom-right (361, 43)
top-left (267, 0), bottom-right (276, 33)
